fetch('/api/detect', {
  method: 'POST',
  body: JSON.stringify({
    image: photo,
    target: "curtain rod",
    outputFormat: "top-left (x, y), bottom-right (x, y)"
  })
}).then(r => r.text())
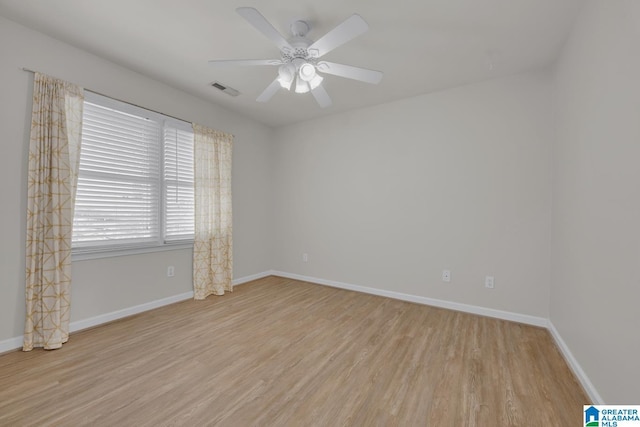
top-left (21, 67), bottom-right (191, 125)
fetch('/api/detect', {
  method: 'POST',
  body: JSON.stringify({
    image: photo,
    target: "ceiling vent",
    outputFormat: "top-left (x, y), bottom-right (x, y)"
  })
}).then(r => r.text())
top-left (211, 82), bottom-right (240, 97)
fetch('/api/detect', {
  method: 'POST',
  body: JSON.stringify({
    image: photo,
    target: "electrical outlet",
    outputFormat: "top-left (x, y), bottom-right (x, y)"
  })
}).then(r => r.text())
top-left (442, 270), bottom-right (451, 282)
top-left (167, 266), bottom-right (175, 277)
top-left (302, 253), bottom-right (309, 262)
top-left (485, 276), bottom-right (494, 289)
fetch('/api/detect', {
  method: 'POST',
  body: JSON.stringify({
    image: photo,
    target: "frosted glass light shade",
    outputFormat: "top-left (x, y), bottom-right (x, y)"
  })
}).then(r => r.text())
top-left (295, 76), bottom-right (310, 94)
top-left (278, 63), bottom-right (296, 90)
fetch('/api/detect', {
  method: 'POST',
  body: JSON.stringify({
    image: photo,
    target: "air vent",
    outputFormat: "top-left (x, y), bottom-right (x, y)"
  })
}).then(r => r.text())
top-left (211, 82), bottom-right (240, 97)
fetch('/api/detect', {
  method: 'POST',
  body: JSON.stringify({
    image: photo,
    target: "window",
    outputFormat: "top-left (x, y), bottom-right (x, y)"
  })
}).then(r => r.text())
top-left (163, 126), bottom-right (195, 241)
top-left (72, 92), bottom-right (194, 256)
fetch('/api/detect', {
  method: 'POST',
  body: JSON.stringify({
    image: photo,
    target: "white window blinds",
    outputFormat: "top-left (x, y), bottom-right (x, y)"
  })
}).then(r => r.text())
top-left (73, 92), bottom-right (194, 252)
top-left (163, 126), bottom-right (195, 242)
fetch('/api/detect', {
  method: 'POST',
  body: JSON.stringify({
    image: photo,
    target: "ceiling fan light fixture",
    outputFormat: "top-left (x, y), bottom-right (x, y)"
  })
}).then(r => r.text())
top-left (278, 76), bottom-right (293, 90)
top-left (277, 63), bottom-right (296, 90)
top-left (295, 76), bottom-right (310, 94)
top-left (211, 7), bottom-right (382, 107)
top-left (299, 62), bottom-right (317, 82)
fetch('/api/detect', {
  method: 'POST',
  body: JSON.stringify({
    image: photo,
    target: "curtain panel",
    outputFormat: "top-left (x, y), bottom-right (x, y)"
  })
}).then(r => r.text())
top-left (24, 73), bottom-right (84, 351)
top-left (192, 124), bottom-right (233, 299)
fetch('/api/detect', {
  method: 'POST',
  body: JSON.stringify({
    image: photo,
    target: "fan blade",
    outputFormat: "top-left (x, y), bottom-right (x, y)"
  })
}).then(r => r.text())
top-left (308, 14), bottom-right (369, 58)
top-left (256, 79), bottom-right (281, 103)
top-left (318, 61), bottom-right (383, 84)
top-left (311, 85), bottom-right (332, 108)
top-left (208, 59), bottom-right (282, 67)
top-left (236, 7), bottom-right (292, 53)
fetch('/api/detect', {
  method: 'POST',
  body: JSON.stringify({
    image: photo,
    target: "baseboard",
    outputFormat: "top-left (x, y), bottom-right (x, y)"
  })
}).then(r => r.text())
top-left (547, 321), bottom-right (604, 404)
top-left (72, 271), bottom-right (272, 333)
top-left (68, 291), bottom-right (195, 333)
top-left (271, 271), bottom-right (548, 327)
top-left (0, 336), bottom-right (25, 355)
top-left (0, 271), bottom-right (273, 354)
top-left (0, 291), bottom-right (195, 355)
top-left (232, 271), bottom-right (274, 287)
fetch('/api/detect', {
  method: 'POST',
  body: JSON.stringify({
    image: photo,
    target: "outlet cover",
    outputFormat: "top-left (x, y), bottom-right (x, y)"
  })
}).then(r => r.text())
top-left (442, 270), bottom-right (451, 282)
top-left (485, 276), bottom-right (494, 289)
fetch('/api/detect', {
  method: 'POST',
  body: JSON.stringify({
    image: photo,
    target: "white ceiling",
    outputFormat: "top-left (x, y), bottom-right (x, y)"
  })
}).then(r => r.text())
top-left (0, 0), bottom-right (584, 127)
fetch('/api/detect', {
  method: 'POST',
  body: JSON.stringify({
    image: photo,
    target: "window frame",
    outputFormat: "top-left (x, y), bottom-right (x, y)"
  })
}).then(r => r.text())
top-left (162, 125), bottom-right (196, 245)
top-left (72, 92), bottom-right (194, 261)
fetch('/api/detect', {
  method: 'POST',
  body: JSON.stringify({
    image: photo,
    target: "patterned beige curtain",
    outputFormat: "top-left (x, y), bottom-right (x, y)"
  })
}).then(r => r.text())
top-left (192, 124), bottom-right (233, 299)
top-left (24, 73), bottom-right (84, 351)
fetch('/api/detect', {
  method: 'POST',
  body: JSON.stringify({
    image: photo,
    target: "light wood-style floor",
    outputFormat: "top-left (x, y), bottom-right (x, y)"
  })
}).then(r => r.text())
top-left (0, 276), bottom-right (587, 426)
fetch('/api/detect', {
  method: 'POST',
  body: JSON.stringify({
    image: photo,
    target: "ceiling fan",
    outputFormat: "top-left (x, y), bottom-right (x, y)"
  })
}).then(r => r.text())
top-left (209, 7), bottom-right (383, 108)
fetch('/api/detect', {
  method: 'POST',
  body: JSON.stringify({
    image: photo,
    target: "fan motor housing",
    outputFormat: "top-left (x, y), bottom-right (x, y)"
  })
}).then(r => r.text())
top-left (290, 20), bottom-right (310, 37)
top-left (281, 20), bottom-right (314, 62)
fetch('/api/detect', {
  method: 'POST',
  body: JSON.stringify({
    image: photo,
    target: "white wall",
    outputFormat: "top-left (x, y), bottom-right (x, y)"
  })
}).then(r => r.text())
top-left (552, 0), bottom-right (640, 403)
top-left (0, 17), bottom-right (274, 344)
top-left (273, 71), bottom-right (553, 318)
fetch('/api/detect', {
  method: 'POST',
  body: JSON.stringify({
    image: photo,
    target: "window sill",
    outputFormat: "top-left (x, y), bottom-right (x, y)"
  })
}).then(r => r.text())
top-left (72, 242), bottom-right (193, 262)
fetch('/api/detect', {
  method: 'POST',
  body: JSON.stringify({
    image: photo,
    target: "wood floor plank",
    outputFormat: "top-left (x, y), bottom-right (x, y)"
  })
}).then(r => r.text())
top-left (0, 276), bottom-right (588, 426)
